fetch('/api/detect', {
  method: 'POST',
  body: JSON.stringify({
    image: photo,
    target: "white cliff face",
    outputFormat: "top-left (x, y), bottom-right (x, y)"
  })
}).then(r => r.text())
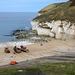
top-left (31, 21), bottom-right (39, 30)
top-left (36, 26), bottom-right (54, 37)
top-left (36, 27), bottom-right (50, 36)
top-left (31, 20), bottom-right (75, 40)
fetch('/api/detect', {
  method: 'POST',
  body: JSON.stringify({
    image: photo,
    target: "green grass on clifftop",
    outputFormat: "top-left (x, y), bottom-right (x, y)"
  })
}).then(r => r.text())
top-left (33, 0), bottom-right (75, 23)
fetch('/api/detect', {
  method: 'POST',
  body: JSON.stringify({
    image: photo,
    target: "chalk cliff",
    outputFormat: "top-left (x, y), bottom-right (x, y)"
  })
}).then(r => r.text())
top-left (31, 0), bottom-right (75, 40)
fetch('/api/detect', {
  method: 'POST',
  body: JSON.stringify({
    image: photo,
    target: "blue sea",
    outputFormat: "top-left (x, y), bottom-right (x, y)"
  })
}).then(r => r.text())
top-left (0, 12), bottom-right (37, 42)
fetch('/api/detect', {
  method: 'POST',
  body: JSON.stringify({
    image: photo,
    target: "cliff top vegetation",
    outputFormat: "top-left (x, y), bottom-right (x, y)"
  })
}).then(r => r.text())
top-left (33, 0), bottom-right (75, 23)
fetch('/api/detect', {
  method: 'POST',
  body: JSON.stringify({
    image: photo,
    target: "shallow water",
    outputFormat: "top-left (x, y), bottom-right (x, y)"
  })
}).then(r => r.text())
top-left (0, 12), bottom-right (37, 42)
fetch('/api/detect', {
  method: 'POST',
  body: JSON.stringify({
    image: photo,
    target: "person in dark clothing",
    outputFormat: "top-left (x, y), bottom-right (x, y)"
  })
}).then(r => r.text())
top-left (4, 47), bottom-right (10, 53)
top-left (20, 45), bottom-right (26, 49)
top-left (13, 46), bottom-right (17, 51)
top-left (46, 40), bottom-right (48, 42)
top-left (40, 43), bottom-right (43, 46)
top-left (13, 46), bottom-right (21, 53)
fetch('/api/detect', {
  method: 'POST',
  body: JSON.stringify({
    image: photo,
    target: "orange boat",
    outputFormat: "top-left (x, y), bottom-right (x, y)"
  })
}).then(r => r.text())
top-left (9, 61), bottom-right (17, 65)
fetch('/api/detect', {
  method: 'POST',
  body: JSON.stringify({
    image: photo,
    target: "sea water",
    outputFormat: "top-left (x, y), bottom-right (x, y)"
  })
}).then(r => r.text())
top-left (0, 12), bottom-right (37, 42)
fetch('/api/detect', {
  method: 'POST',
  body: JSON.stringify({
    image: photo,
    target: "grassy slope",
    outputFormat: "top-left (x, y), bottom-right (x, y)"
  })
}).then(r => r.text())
top-left (33, 1), bottom-right (75, 23)
top-left (0, 62), bottom-right (75, 75)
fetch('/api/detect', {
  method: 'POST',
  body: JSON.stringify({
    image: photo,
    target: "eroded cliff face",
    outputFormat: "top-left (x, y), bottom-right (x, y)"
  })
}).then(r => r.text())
top-left (31, 20), bottom-right (75, 40)
top-left (31, 0), bottom-right (75, 40)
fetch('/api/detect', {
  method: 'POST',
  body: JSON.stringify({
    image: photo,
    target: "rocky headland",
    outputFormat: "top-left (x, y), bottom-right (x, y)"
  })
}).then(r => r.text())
top-left (31, 0), bottom-right (75, 40)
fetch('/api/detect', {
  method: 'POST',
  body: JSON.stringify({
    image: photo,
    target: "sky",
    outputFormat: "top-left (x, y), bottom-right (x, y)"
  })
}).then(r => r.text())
top-left (0, 0), bottom-right (68, 12)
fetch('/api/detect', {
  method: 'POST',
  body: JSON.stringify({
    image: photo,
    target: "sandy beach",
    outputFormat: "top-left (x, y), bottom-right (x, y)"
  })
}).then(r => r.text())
top-left (0, 39), bottom-right (75, 66)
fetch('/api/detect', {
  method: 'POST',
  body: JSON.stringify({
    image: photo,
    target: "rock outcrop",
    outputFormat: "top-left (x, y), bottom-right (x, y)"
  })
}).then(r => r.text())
top-left (31, 0), bottom-right (75, 40)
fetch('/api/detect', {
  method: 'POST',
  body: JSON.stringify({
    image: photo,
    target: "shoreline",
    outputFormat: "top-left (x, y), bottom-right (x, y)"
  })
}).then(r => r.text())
top-left (0, 40), bottom-right (33, 47)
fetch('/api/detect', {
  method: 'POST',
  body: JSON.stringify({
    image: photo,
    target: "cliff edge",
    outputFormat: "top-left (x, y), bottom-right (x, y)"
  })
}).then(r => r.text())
top-left (31, 0), bottom-right (75, 40)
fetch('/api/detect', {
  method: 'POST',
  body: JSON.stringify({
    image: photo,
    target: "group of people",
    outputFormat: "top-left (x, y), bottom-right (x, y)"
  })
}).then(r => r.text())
top-left (4, 45), bottom-right (29, 53)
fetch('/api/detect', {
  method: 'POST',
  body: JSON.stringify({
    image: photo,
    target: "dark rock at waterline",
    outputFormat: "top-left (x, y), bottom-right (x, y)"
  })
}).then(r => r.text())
top-left (11, 29), bottom-right (49, 43)
top-left (10, 29), bottom-right (29, 39)
top-left (16, 34), bottom-right (27, 39)
top-left (12, 29), bottom-right (28, 36)
top-left (11, 29), bottom-right (37, 39)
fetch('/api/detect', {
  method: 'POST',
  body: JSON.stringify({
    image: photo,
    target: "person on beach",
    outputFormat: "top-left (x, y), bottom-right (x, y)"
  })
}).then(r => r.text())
top-left (40, 43), bottom-right (43, 46)
top-left (20, 45), bottom-right (26, 49)
top-left (46, 40), bottom-right (48, 42)
top-left (4, 47), bottom-right (10, 53)
top-left (13, 46), bottom-right (21, 53)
